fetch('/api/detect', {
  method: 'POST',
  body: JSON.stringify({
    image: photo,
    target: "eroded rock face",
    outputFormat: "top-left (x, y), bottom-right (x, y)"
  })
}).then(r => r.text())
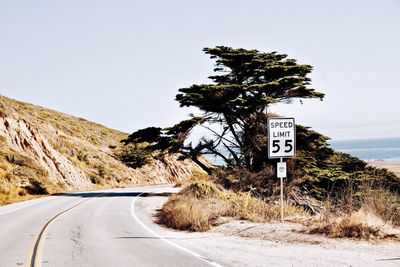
top-left (0, 116), bottom-right (90, 190)
top-left (0, 96), bottom-right (204, 194)
top-left (131, 155), bottom-right (202, 184)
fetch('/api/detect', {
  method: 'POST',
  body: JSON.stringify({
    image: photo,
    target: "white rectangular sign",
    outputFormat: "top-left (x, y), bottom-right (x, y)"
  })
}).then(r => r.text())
top-left (268, 118), bottom-right (296, 158)
top-left (277, 162), bottom-right (287, 178)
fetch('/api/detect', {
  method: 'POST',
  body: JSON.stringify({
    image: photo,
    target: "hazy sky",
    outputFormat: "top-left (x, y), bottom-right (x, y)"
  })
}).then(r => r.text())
top-left (0, 0), bottom-right (399, 140)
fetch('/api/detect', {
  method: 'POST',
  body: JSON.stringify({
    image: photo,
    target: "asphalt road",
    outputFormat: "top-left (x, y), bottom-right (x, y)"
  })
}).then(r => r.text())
top-left (0, 185), bottom-right (224, 267)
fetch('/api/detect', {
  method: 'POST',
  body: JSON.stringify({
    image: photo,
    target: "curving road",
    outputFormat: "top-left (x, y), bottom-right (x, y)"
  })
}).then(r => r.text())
top-left (0, 185), bottom-right (224, 267)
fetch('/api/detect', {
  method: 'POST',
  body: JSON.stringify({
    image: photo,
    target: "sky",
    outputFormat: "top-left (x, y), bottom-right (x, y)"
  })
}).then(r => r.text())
top-left (0, 0), bottom-right (399, 140)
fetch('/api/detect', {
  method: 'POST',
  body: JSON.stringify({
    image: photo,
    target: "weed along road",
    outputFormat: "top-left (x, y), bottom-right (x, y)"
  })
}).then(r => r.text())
top-left (0, 185), bottom-right (223, 267)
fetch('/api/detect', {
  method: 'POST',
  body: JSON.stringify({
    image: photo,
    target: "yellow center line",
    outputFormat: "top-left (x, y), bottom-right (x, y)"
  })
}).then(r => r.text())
top-left (25, 194), bottom-right (105, 267)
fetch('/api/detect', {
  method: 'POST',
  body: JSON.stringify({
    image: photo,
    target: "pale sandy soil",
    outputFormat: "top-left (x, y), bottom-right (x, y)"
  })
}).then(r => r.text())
top-left (368, 160), bottom-right (400, 177)
top-left (200, 220), bottom-right (400, 267)
top-left (144, 192), bottom-right (400, 267)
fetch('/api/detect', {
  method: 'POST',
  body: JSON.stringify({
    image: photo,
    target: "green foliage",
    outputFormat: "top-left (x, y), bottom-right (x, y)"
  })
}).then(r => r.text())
top-left (121, 117), bottom-right (212, 172)
top-left (118, 144), bottom-right (152, 169)
top-left (288, 126), bottom-right (400, 201)
top-left (125, 46), bottom-right (325, 172)
top-left (175, 46), bottom-right (324, 171)
top-left (122, 117), bottom-right (204, 153)
top-left (122, 127), bottom-right (162, 145)
top-left (177, 46), bottom-right (324, 114)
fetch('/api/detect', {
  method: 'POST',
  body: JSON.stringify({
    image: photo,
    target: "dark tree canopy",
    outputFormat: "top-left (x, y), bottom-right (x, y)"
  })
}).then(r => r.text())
top-left (124, 46), bottom-right (325, 173)
top-left (122, 127), bottom-right (162, 145)
top-left (122, 117), bottom-right (213, 174)
top-left (175, 46), bottom-right (324, 171)
top-left (176, 46), bottom-right (324, 115)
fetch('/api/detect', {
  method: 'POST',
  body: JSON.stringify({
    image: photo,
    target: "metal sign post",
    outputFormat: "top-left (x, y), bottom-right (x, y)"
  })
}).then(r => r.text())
top-left (267, 118), bottom-right (295, 223)
top-left (278, 157), bottom-right (285, 223)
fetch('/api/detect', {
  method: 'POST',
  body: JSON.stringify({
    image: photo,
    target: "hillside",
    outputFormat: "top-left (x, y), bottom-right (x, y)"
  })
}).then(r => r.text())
top-left (0, 96), bottom-right (201, 205)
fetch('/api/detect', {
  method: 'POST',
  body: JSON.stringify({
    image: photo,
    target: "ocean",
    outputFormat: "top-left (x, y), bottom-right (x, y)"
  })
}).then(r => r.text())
top-left (329, 137), bottom-right (400, 161)
top-left (204, 137), bottom-right (400, 165)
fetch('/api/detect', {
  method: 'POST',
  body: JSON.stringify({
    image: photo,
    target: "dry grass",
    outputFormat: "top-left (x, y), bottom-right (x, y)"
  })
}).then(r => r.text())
top-left (1, 96), bottom-right (126, 148)
top-left (174, 170), bottom-right (210, 188)
top-left (0, 96), bottom-right (205, 206)
top-left (307, 209), bottom-right (400, 240)
top-left (306, 182), bottom-right (400, 240)
top-left (159, 192), bottom-right (226, 231)
top-left (302, 174), bottom-right (400, 241)
top-left (362, 188), bottom-right (400, 226)
top-left (0, 149), bottom-right (50, 205)
top-left (159, 180), bottom-right (308, 231)
top-left (0, 146), bottom-right (66, 205)
top-left (0, 96), bottom-right (137, 204)
top-left (225, 192), bottom-right (308, 223)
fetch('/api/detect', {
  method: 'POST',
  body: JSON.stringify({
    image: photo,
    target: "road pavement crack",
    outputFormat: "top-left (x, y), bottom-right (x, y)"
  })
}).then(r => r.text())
top-left (25, 194), bottom-right (104, 267)
top-left (71, 224), bottom-right (83, 260)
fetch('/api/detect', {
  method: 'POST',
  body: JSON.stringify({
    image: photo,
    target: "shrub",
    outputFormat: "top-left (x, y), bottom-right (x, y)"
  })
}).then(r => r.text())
top-left (89, 174), bottom-right (102, 185)
top-left (307, 209), bottom-right (399, 240)
top-left (180, 180), bottom-right (223, 198)
top-left (322, 178), bottom-right (400, 227)
top-left (224, 192), bottom-right (308, 222)
top-left (5, 153), bottom-right (29, 166)
top-left (118, 144), bottom-right (152, 169)
top-left (189, 170), bottom-right (210, 181)
top-left (159, 193), bottom-right (225, 231)
top-left (23, 178), bottom-right (48, 195)
top-left (362, 187), bottom-right (400, 226)
top-left (213, 167), bottom-right (274, 193)
top-left (159, 180), bottom-right (308, 232)
top-left (76, 150), bottom-right (89, 162)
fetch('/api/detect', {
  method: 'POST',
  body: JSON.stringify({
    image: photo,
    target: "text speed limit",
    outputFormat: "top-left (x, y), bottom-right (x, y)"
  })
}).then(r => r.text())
top-left (267, 118), bottom-right (296, 158)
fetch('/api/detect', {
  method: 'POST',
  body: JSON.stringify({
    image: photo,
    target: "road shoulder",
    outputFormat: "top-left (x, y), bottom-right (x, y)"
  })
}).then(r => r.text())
top-left (139, 189), bottom-right (400, 267)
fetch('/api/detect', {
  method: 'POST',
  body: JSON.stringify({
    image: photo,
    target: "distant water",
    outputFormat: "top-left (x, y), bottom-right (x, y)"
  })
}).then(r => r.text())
top-left (329, 137), bottom-right (400, 161)
top-left (204, 137), bottom-right (400, 165)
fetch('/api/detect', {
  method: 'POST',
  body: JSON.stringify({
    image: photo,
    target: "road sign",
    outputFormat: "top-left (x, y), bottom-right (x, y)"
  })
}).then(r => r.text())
top-left (277, 162), bottom-right (287, 178)
top-left (267, 118), bottom-right (296, 223)
top-left (267, 118), bottom-right (296, 158)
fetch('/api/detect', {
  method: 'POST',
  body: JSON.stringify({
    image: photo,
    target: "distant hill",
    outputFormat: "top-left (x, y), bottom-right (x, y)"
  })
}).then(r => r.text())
top-left (0, 96), bottom-right (201, 205)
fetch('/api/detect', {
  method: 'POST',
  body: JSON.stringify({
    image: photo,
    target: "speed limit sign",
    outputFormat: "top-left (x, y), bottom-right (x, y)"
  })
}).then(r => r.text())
top-left (267, 117), bottom-right (296, 223)
top-left (267, 118), bottom-right (296, 159)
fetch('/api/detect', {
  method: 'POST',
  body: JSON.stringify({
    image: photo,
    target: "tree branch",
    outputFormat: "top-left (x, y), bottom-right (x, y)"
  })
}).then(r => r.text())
top-left (223, 113), bottom-right (244, 148)
top-left (201, 124), bottom-right (239, 148)
top-left (221, 141), bottom-right (242, 167)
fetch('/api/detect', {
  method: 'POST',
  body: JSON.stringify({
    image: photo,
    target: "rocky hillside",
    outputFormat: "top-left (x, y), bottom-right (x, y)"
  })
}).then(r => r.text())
top-left (0, 96), bottom-right (202, 205)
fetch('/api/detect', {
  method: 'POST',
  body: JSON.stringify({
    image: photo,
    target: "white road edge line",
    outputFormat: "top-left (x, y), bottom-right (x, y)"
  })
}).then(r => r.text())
top-left (0, 188), bottom-right (115, 216)
top-left (0, 197), bottom-right (54, 216)
top-left (130, 191), bottom-right (224, 267)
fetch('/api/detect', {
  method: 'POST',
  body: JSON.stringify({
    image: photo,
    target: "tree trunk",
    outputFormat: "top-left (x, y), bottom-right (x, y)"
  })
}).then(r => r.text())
top-left (191, 156), bottom-right (213, 175)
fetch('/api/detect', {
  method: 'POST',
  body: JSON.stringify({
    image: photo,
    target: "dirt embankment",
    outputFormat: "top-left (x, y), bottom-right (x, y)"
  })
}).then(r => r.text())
top-left (0, 96), bottom-right (202, 204)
